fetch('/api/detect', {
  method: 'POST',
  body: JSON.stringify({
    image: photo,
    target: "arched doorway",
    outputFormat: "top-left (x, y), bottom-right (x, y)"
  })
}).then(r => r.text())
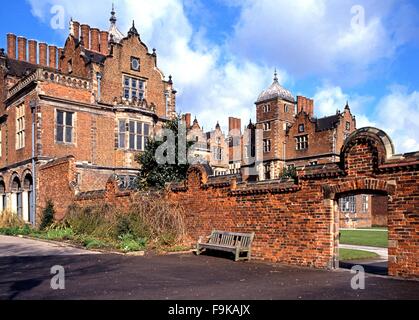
top-left (0, 179), bottom-right (6, 212)
top-left (23, 173), bottom-right (34, 224)
top-left (11, 175), bottom-right (23, 219)
top-left (335, 189), bottom-right (389, 275)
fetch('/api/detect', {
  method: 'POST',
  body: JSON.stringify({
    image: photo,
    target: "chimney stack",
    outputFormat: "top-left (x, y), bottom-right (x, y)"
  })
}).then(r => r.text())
top-left (71, 21), bottom-right (80, 40)
top-left (80, 24), bottom-right (90, 49)
top-left (184, 113), bottom-right (191, 129)
top-left (99, 31), bottom-right (109, 55)
top-left (49, 45), bottom-right (57, 69)
top-left (229, 117), bottom-right (242, 134)
top-left (7, 34), bottom-right (17, 59)
top-left (28, 40), bottom-right (37, 64)
top-left (17, 37), bottom-right (27, 61)
top-left (58, 48), bottom-right (63, 70)
top-left (90, 28), bottom-right (100, 52)
top-left (39, 43), bottom-right (48, 67)
top-left (297, 96), bottom-right (314, 118)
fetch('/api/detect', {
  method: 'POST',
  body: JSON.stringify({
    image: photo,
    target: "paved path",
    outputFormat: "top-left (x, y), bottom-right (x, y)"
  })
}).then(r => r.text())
top-left (0, 236), bottom-right (418, 300)
top-left (0, 235), bottom-right (100, 257)
top-left (339, 244), bottom-right (388, 260)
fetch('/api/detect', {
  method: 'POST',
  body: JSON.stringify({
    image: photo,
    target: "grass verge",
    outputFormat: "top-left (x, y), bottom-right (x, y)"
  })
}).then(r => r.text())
top-left (339, 249), bottom-right (379, 261)
top-left (340, 230), bottom-right (388, 248)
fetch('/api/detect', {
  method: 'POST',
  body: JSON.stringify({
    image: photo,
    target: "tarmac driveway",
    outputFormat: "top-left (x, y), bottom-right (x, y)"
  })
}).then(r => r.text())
top-left (0, 236), bottom-right (418, 300)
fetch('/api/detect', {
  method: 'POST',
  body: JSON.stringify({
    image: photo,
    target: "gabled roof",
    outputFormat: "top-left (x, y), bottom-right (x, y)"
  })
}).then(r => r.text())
top-left (316, 114), bottom-right (341, 131)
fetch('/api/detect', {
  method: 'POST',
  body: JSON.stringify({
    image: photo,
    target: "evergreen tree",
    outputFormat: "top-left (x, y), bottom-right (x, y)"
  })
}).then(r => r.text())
top-left (135, 115), bottom-right (194, 190)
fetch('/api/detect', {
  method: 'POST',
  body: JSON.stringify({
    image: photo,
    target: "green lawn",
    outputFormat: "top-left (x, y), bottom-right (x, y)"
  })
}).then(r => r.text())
top-left (340, 229), bottom-right (388, 248)
top-left (339, 249), bottom-right (379, 261)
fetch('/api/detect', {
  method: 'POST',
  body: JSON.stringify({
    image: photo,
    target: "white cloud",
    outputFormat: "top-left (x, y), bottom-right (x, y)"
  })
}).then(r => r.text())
top-left (26, 0), bottom-right (279, 132)
top-left (229, 0), bottom-right (413, 83)
top-left (313, 85), bottom-right (419, 154)
top-left (375, 86), bottom-right (419, 154)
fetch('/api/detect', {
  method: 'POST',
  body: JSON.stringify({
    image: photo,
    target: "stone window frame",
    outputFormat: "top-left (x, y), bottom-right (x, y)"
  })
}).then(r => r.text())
top-left (339, 195), bottom-right (356, 213)
top-left (263, 139), bottom-right (271, 153)
top-left (362, 195), bottom-right (369, 213)
top-left (117, 119), bottom-right (150, 152)
top-left (263, 163), bottom-right (271, 180)
top-left (346, 121), bottom-right (351, 131)
top-left (263, 104), bottom-right (271, 113)
top-left (55, 109), bottom-right (75, 145)
top-left (16, 104), bottom-right (25, 150)
top-left (296, 135), bottom-right (308, 151)
top-left (123, 74), bottom-right (146, 101)
top-left (213, 146), bottom-right (222, 161)
top-left (263, 122), bottom-right (271, 131)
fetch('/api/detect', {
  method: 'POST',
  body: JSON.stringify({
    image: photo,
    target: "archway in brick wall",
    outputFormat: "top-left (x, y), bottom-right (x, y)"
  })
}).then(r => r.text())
top-left (323, 127), bottom-right (398, 275)
top-left (324, 178), bottom-right (394, 273)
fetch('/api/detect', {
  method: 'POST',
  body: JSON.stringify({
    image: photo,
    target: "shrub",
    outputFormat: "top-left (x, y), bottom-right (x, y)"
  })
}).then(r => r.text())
top-left (119, 233), bottom-right (147, 252)
top-left (0, 210), bottom-right (26, 229)
top-left (65, 204), bottom-right (112, 236)
top-left (40, 200), bottom-right (55, 231)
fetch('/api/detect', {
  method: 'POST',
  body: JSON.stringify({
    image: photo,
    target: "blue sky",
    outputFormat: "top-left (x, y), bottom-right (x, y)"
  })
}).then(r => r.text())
top-left (1, 0), bottom-right (419, 153)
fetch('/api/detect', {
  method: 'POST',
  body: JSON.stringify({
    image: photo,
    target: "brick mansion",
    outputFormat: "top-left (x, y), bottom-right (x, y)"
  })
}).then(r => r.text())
top-left (0, 8), bottom-right (387, 227)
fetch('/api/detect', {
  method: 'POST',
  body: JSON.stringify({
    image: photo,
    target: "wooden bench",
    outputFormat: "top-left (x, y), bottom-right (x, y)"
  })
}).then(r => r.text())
top-left (196, 231), bottom-right (255, 262)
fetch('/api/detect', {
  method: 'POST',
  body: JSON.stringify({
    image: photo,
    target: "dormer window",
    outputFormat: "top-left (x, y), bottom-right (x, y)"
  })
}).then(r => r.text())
top-left (123, 75), bottom-right (145, 100)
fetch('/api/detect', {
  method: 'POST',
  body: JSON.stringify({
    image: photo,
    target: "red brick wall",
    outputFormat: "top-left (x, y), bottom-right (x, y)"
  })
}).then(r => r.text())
top-left (371, 195), bottom-right (388, 226)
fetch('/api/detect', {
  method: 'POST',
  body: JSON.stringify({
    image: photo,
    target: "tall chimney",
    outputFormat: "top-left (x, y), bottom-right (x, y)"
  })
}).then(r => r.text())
top-left (39, 43), bottom-right (48, 67)
top-left (17, 37), bottom-right (27, 61)
top-left (49, 45), bottom-right (57, 69)
top-left (80, 24), bottom-right (90, 49)
top-left (184, 113), bottom-right (191, 129)
top-left (7, 34), bottom-right (17, 59)
top-left (90, 28), bottom-right (100, 52)
top-left (99, 31), bottom-right (109, 55)
top-left (71, 21), bottom-right (80, 40)
top-left (28, 40), bottom-right (37, 64)
top-left (229, 117), bottom-right (241, 133)
top-left (58, 48), bottom-right (63, 70)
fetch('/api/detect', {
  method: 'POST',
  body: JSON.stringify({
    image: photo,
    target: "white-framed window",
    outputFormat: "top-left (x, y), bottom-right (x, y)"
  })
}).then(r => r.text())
top-left (129, 121), bottom-right (149, 151)
top-left (296, 135), bottom-right (308, 150)
top-left (362, 195), bottom-right (369, 213)
top-left (118, 119), bottom-right (126, 149)
top-left (213, 147), bottom-right (222, 161)
top-left (263, 104), bottom-right (271, 113)
top-left (16, 104), bottom-right (25, 150)
top-left (56, 110), bottom-right (74, 144)
top-left (340, 196), bottom-right (356, 213)
top-left (264, 163), bottom-right (271, 180)
top-left (118, 119), bottom-right (150, 151)
top-left (263, 139), bottom-right (271, 153)
top-left (123, 75), bottom-right (146, 100)
top-left (263, 122), bottom-right (271, 131)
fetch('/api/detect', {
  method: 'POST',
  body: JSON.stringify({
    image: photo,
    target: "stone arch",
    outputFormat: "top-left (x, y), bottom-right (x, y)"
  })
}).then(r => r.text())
top-left (0, 177), bottom-right (6, 194)
top-left (186, 164), bottom-right (213, 189)
top-left (341, 127), bottom-right (395, 172)
top-left (10, 173), bottom-right (21, 192)
top-left (22, 171), bottom-right (33, 191)
top-left (323, 178), bottom-right (396, 200)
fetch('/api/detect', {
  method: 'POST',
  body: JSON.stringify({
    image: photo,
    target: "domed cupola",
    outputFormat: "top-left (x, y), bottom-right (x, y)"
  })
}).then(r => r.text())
top-left (257, 71), bottom-right (295, 103)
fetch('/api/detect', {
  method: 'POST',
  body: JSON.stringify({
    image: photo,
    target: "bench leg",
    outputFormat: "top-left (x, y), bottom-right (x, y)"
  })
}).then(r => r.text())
top-left (235, 248), bottom-right (240, 262)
